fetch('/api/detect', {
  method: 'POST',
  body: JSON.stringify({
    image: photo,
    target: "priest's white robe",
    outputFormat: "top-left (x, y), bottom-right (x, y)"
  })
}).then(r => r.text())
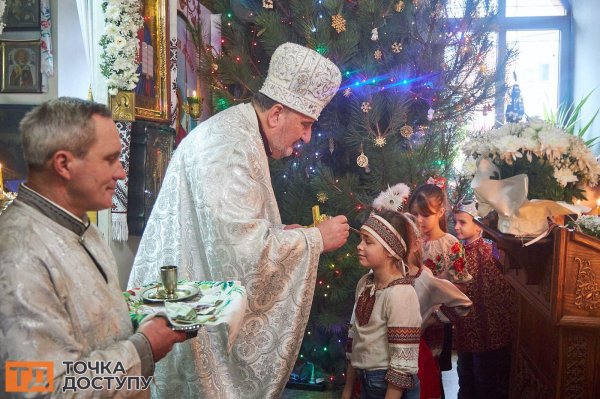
top-left (128, 103), bottom-right (323, 398)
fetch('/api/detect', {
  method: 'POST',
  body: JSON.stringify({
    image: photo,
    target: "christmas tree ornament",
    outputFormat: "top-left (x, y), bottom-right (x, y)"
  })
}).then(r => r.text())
top-left (400, 125), bottom-right (413, 138)
top-left (357, 144), bottom-right (369, 168)
top-left (371, 28), bottom-right (379, 41)
top-left (329, 137), bottom-right (335, 153)
top-left (395, 1), bottom-right (405, 12)
top-left (331, 14), bottom-right (346, 33)
top-left (317, 192), bottom-right (328, 203)
top-left (427, 108), bottom-right (435, 121)
top-left (374, 49), bottom-right (383, 60)
top-left (374, 135), bottom-right (386, 147)
top-left (391, 42), bottom-right (402, 53)
top-left (361, 101), bottom-right (372, 113)
top-left (211, 63), bottom-right (219, 72)
top-left (262, 0), bottom-right (273, 9)
top-left (343, 87), bottom-right (352, 97)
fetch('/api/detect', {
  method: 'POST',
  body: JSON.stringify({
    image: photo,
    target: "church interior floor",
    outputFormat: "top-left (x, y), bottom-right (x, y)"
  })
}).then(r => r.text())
top-left (282, 353), bottom-right (459, 398)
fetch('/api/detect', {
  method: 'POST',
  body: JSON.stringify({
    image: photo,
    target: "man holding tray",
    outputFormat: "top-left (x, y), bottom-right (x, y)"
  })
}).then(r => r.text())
top-left (0, 98), bottom-right (190, 397)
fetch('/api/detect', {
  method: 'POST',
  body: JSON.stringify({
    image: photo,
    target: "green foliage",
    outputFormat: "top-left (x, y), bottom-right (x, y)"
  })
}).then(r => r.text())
top-left (544, 90), bottom-right (600, 148)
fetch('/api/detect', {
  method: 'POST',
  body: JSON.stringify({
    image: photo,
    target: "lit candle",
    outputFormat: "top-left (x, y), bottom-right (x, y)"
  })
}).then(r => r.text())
top-left (591, 198), bottom-right (600, 216)
top-left (192, 90), bottom-right (197, 98)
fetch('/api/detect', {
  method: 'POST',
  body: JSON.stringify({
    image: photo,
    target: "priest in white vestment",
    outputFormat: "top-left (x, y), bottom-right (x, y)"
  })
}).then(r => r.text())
top-left (128, 42), bottom-right (349, 398)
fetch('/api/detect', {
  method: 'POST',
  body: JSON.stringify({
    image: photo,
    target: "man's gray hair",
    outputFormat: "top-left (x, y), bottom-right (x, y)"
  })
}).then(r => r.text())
top-left (20, 97), bottom-right (112, 168)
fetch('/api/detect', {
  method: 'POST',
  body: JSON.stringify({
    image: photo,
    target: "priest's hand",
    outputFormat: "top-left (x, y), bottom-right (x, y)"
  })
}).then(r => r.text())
top-left (138, 317), bottom-right (189, 362)
top-left (318, 215), bottom-right (349, 253)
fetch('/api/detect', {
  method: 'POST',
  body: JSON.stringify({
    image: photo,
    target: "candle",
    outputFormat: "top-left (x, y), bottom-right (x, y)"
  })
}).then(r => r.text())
top-left (192, 90), bottom-right (197, 97)
top-left (590, 198), bottom-right (600, 216)
top-left (0, 163), bottom-right (3, 194)
top-left (312, 205), bottom-right (321, 226)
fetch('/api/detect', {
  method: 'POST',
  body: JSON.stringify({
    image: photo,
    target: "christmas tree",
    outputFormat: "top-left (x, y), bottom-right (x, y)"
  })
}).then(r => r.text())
top-left (198, 0), bottom-right (512, 386)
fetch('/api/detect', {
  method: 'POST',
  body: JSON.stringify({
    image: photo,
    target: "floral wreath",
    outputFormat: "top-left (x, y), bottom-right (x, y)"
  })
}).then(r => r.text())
top-left (99, 0), bottom-right (143, 95)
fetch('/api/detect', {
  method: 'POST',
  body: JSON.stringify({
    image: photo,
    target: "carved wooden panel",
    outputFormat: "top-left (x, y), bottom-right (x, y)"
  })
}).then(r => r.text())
top-left (552, 230), bottom-right (600, 328)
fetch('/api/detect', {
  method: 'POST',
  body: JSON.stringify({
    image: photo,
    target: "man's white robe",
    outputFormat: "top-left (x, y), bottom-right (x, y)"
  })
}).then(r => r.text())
top-left (129, 103), bottom-right (323, 398)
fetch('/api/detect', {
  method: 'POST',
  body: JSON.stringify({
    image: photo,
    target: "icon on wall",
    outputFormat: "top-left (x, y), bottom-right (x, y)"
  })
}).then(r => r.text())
top-left (1, 40), bottom-right (42, 93)
top-left (3, 0), bottom-right (40, 31)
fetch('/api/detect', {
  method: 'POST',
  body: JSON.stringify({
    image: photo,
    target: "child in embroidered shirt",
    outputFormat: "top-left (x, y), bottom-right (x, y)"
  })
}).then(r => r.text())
top-left (408, 183), bottom-right (472, 393)
top-left (342, 210), bottom-right (422, 399)
top-left (452, 199), bottom-right (515, 399)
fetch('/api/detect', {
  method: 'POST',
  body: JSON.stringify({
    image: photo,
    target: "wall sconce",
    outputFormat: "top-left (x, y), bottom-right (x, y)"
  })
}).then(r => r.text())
top-left (184, 91), bottom-right (203, 120)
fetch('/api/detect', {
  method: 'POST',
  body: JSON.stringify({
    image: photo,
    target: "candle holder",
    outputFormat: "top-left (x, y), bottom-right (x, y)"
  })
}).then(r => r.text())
top-left (184, 95), bottom-right (203, 120)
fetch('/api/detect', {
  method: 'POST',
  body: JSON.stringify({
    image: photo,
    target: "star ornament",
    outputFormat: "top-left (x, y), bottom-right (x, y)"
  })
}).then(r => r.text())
top-left (317, 192), bottom-right (328, 203)
top-left (343, 88), bottom-right (352, 97)
top-left (374, 49), bottom-right (383, 60)
top-left (374, 135), bottom-right (386, 147)
top-left (391, 42), bottom-right (402, 53)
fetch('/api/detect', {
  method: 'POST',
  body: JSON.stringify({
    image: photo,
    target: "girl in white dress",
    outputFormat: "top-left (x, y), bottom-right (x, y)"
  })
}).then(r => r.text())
top-left (408, 182), bottom-right (472, 398)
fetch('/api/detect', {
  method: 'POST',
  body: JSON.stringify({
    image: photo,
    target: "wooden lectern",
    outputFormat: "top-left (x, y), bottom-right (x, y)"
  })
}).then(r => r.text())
top-left (479, 224), bottom-right (600, 399)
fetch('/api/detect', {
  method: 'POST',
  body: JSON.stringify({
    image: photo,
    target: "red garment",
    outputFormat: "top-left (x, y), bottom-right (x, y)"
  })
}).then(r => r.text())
top-left (453, 238), bottom-right (516, 352)
top-left (418, 337), bottom-right (441, 399)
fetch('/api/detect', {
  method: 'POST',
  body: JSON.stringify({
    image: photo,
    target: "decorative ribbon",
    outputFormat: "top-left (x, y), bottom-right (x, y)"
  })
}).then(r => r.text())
top-left (111, 121), bottom-right (131, 241)
top-left (471, 158), bottom-right (588, 236)
top-left (40, 0), bottom-right (54, 93)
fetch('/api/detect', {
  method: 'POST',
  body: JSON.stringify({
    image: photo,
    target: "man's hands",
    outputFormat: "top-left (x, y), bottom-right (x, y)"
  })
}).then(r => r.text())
top-left (317, 215), bottom-right (349, 253)
top-left (137, 317), bottom-right (190, 362)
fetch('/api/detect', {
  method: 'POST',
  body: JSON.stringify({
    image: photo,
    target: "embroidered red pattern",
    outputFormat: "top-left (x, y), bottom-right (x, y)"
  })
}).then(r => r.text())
top-left (388, 327), bottom-right (421, 344)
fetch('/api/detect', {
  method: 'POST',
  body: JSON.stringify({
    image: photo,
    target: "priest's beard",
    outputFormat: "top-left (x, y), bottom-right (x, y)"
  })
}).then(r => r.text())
top-left (271, 136), bottom-right (294, 158)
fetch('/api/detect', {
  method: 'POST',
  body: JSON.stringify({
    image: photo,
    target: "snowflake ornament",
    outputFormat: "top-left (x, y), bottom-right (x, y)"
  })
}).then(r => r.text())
top-left (374, 136), bottom-right (387, 147)
top-left (374, 49), bottom-right (383, 60)
top-left (372, 183), bottom-right (411, 212)
top-left (331, 14), bottom-right (346, 33)
top-left (361, 102), bottom-right (372, 113)
top-left (400, 125), bottom-right (413, 138)
top-left (262, 0), bottom-right (273, 9)
top-left (391, 42), bottom-right (402, 53)
top-left (371, 28), bottom-right (379, 41)
top-left (317, 192), bottom-right (328, 203)
top-left (343, 88), bottom-right (352, 97)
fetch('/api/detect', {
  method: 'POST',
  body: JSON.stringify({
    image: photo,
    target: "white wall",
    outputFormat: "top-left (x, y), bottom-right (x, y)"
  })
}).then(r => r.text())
top-left (572, 0), bottom-right (600, 155)
top-left (55, 0), bottom-right (89, 99)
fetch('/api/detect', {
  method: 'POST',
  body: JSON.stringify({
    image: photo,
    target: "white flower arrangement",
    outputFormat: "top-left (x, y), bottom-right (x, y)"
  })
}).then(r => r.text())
top-left (0, 0), bottom-right (6, 34)
top-left (569, 215), bottom-right (600, 240)
top-left (99, 0), bottom-right (143, 95)
top-left (463, 118), bottom-right (600, 202)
